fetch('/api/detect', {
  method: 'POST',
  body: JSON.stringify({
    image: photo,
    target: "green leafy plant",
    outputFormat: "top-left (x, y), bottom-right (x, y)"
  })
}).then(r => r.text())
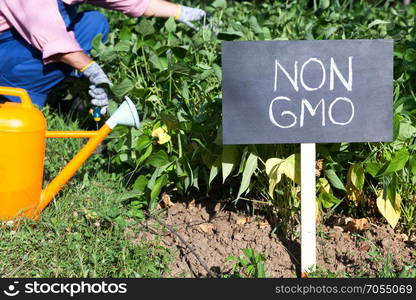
top-left (225, 248), bottom-right (267, 278)
top-left (86, 0), bottom-right (416, 234)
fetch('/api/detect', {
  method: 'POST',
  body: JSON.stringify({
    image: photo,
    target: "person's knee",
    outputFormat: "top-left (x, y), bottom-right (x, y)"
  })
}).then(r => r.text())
top-left (81, 11), bottom-right (110, 39)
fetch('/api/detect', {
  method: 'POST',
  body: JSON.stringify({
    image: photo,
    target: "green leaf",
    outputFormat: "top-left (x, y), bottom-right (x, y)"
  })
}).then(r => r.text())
top-left (196, 63), bottom-right (211, 70)
top-left (118, 191), bottom-right (141, 201)
top-left (137, 18), bottom-right (155, 37)
top-left (257, 262), bottom-right (266, 278)
top-left (137, 145), bottom-right (153, 165)
top-left (111, 78), bottom-right (134, 98)
top-left (318, 192), bottom-right (341, 209)
top-left (397, 121), bottom-right (416, 141)
top-left (171, 46), bottom-right (188, 59)
top-left (150, 175), bottom-right (168, 210)
top-left (410, 156), bottom-right (416, 176)
top-left (365, 161), bottom-right (383, 178)
top-left (149, 51), bottom-right (168, 71)
top-left (393, 114), bottom-right (401, 139)
top-left (368, 19), bottom-right (390, 28)
top-left (147, 151), bottom-right (170, 168)
top-left (165, 17), bottom-right (177, 33)
top-left (133, 175), bottom-right (148, 194)
top-left (325, 169), bottom-right (346, 191)
top-left (243, 248), bottom-right (254, 259)
top-left (237, 153), bottom-right (258, 199)
top-left (119, 27), bottom-right (132, 41)
top-left (386, 174), bottom-right (398, 207)
top-left (319, 0), bottom-right (330, 9)
top-left (107, 99), bottom-right (118, 115)
top-left (119, 153), bottom-right (128, 162)
top-left (377, 148), bottom-right (410, 177)
top-left (99, 48), bottom-right (118, 62)
top-left (218, 31), bottom-right (243, 41)
top-left (249, 16), bottom-right (263, 34)
top-left (347, 163), bottom-right (365, 190)
top-left (114, 40), bottom-right (131, 52)
top-left (323, 26), bottom-right (338, 38)
top-left (209, 157), bottom-right (221, 188)
top-left (222, 145), bottom-right (240, 183)
top-left (212, 0), bottom-right (227, 9)
top-left (404, 48), bottom-right (416, 62)
top-left (91, 33), bottom-right (105, 51)
top-left (136, 136), bottom-right (151, 152)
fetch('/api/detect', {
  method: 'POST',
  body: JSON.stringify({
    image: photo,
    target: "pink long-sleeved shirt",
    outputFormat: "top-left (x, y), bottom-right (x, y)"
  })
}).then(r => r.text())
top-left (0, 0), bottom-right (150, 63)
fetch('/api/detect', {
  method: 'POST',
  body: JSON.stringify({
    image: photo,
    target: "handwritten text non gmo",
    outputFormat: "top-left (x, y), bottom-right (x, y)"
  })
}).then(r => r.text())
top-left (269, 57), bottom-right (355, 128)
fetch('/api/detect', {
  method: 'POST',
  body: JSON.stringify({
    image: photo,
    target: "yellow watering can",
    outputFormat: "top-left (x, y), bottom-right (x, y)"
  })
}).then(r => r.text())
top-left (0, 86), bottom-right (140, 221)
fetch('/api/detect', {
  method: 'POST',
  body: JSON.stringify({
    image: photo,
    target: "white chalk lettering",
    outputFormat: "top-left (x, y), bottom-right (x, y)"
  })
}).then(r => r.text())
top-left (270, 56), bottom-right (355, 129)
top-left (330, 57), bottom-right (353, 91)
top-left (300, 58), bottom-right (326, 91)
top-left (269, 96), bottom-right (355, 128)
top-left (300, 98), bottom-right (325, 127)
top-left (328, 97), bottom-right (355, 125)
top-left (269, 96), bottom-right (297, 128)
top-left (274, 60), bottom-right (299, 92)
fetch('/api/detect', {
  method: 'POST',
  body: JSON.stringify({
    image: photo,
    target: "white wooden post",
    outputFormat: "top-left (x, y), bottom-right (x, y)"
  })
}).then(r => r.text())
top-left (301, 143), bottom-right (316, 276)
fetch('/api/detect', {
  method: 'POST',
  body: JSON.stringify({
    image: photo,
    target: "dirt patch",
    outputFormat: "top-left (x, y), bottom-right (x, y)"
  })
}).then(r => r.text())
top-left (132, 200), bottom-right (416, 278)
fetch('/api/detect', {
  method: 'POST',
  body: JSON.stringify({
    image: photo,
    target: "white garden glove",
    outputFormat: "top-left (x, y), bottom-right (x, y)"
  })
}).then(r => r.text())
top-left (81, 62), bottom-right (112, 115)
top-left (176, 5), bottom-right (207, 30)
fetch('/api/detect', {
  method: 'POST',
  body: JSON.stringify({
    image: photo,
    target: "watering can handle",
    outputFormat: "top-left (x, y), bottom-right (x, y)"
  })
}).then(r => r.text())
top-left (0, 87), bottom-right (32, 108)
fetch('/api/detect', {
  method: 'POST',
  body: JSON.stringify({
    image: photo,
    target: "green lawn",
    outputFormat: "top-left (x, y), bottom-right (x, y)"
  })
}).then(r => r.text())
top-left (0, 109), bottom-right (172, 278)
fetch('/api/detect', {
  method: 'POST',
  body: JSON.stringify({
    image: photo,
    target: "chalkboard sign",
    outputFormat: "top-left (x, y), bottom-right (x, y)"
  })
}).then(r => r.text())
top-left (222, 40), bottom-right (393, 144)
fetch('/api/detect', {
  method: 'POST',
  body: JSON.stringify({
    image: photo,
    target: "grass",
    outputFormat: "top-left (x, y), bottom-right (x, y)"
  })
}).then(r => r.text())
top-left (0, 108), bottom-right (172, 278)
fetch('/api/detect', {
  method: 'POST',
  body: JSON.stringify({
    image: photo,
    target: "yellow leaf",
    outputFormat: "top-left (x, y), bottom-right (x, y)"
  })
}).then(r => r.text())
top-left (265, 158), bottom-right (283, 197)
top-left (317, 178), bottom-right (332, 194)
top-left (157, 132), bottom-right (171, 144)
top-left (151, 127), bottom-right (164, 137)
top-left (376, 190), bottom-right (401, 228)
top-left (347, 163), bottom-right (364, 188)
top-left (316, 199), bottom-right (322, 224)
top-left (279, 154), bottom-right (300, 185)
top-left (346, 183), bottom-right (365, 206)
top-left (265, 158), bottom-right (282, 175)
top-left (151, 127), bottom-right (171, 144)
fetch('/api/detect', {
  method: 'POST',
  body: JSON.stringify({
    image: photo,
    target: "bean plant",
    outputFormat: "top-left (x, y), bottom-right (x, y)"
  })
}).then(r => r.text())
top-left (85, 0), bottom-right (416, 235)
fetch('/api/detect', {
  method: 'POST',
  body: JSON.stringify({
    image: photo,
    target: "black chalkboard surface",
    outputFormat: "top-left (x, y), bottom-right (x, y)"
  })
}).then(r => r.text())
top-left (222, 40), bottom-right (393, 144)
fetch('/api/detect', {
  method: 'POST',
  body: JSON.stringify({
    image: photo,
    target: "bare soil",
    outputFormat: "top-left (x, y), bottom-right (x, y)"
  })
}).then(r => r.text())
top-left (132, 199), bottom-right (416, 278)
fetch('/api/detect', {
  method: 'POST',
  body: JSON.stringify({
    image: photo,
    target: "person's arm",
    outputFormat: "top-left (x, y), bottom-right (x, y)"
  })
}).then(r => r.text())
top-left (142, 0), bottom-right (179, 18)
top-left (142, 0), bottom-right (207, 28)
top-left (51, 51), bottom-right (93, 71)
top-left (0, 0), bottom-right (83, 65)
top-left (89, 0), bottom-right (206, 24)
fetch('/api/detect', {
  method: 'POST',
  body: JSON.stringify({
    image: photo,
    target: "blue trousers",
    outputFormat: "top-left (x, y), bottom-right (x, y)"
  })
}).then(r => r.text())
top-left (0, 1), bottom-right (109, 107)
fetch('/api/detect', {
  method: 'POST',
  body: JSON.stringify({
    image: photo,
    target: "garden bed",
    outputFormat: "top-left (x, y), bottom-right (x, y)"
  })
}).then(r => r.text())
top-left (133, 199), bottom-right (416, 278)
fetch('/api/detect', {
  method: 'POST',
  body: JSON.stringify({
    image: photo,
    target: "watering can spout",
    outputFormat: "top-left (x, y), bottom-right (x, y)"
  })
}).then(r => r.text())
top-left (36, 96), bottom-right (140, 217)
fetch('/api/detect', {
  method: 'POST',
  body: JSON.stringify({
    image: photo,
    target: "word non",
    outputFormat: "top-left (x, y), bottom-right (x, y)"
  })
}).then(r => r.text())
top-left (274, 57), bottom-right (353, 92)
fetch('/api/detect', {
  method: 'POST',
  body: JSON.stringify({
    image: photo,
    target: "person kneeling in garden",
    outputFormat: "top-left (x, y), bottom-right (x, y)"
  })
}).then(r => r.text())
top-left (0, 0), bottom-right (206, 114)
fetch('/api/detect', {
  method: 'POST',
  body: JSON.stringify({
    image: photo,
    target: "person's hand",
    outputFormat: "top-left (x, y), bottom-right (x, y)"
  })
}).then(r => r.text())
top-left (81, 62), bottom-right (112, 115)
top-left (176, 5), bottom-right (206, 30)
